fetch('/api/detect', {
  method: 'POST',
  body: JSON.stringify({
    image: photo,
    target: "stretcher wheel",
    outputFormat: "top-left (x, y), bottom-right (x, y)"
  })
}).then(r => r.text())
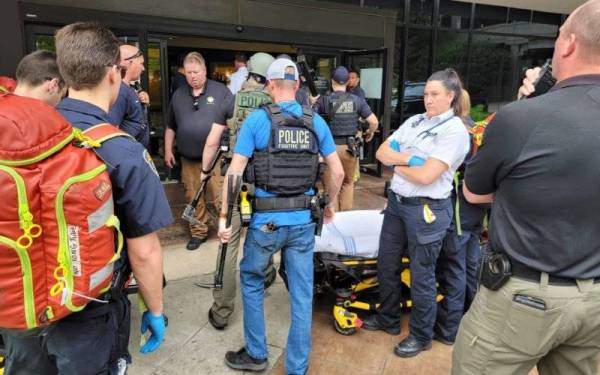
top-left (334, 320), bottom-right (357, 336)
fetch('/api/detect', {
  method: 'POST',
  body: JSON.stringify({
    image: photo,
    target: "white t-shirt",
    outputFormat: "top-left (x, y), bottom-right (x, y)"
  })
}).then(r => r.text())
top-left (388, 109), bottom-right (469, 199)
top-left (228, 66), bottom-right (248, 95)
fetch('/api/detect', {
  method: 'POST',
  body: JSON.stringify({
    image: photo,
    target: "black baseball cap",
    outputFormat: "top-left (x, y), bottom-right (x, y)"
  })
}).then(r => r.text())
top-left (332, 66), bottom-right (349, 84)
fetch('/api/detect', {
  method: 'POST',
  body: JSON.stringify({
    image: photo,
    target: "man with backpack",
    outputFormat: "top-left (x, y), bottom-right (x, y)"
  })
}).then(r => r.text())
top-left (0, 22), bottom-right (173, 375)
top-left (12, 50), bottom-right (66, 106)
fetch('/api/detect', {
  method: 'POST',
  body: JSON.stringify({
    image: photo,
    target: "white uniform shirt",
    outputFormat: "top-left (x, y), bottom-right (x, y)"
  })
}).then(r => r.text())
top-left (388, 109), bottom-right (470, 199)
top-left (228, 66), bottom-right (248, 95)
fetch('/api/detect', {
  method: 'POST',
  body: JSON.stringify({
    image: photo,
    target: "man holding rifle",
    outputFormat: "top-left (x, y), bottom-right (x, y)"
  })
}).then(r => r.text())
top-left (198, 52), bottom-right (278, 331)
top-left (219, 57), bottom-right (343, 374)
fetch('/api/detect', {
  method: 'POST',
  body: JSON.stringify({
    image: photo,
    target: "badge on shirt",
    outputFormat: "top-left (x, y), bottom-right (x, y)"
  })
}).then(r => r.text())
top-left (207, 96), bottom-right (215, 104)
top-left (143, 149), bottom-right (159, 178)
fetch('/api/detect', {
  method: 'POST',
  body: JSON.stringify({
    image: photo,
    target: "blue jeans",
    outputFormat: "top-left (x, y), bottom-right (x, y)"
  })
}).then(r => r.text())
top-left (240, 223), bottom-right (315, 375)
top-left (435, 226), bottom-right (481, 341)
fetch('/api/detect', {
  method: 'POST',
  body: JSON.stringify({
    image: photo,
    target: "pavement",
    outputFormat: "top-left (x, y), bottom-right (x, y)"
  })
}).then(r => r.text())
top-left (126, 171), bottom-right (554, 375)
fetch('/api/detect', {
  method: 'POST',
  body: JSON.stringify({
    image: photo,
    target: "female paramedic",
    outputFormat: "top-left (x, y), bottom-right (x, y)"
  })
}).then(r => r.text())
top-left (361, 69), bottom-right (470, 358)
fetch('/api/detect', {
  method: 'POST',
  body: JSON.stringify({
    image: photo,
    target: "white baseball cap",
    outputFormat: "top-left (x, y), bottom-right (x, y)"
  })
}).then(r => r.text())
top-left (266, 58), bottom-right (299, 81)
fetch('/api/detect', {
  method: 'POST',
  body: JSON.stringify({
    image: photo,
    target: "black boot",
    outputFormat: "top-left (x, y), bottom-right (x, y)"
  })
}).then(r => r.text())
top-left (393, 335), bottom-right (432, 358)
top-left (361, 315), bottom-right (401, 335)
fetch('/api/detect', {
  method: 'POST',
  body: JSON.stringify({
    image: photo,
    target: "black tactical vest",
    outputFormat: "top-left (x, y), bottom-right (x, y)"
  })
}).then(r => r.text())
top-left (246, 104), bottom-right (320, 196)
top-left (325, 91), bottom-right (359, 138)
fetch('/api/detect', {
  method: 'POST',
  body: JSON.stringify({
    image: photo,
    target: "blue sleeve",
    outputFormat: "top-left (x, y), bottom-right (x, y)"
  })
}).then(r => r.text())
top-left (357, 97), bottom-right (373, 118)
top-left (233, 110), bottom-right (262, 158)
top-left (313, 113), bottom-right (336, 157)
top-left (108, 85), bottom-right (127, 125)
top-left (102, 138), bottom-right (173, 237)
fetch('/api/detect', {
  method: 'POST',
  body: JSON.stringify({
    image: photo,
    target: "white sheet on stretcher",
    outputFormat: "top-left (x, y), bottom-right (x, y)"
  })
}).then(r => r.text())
top-left (314, 210), bottom-right (384, 258)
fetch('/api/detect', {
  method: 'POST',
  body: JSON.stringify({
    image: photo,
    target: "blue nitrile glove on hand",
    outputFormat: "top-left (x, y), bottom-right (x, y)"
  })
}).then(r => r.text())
top-left (407, 156), bottom-right (426, 167)
top-left (389, 140), bottom-right (401, 152)
top-left (140, 311), bottom-right (166, 354)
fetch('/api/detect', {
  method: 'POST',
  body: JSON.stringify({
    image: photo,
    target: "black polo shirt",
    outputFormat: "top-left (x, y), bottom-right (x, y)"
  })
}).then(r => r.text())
top-left (167, 79), bottom-right (233, 160)
top-left (465, 74), bottom-right (600, 279)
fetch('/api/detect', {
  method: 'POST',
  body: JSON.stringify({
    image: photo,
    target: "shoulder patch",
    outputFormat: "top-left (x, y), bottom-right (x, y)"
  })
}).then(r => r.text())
top-left (143, 149), bottom-right (159, 177)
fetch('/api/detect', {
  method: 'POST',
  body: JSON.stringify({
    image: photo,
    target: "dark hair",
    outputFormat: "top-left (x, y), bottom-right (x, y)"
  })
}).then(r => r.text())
top-left (55, 22), bottom-right (120, 90)
top-left (427, 68), bottom-right (464, 116)
top-left (16, 50), bottom-right (64, 89)
top-left (348, 68), bottom-right (360, 77)
top-left (234, 52), bottom-right (248, 63)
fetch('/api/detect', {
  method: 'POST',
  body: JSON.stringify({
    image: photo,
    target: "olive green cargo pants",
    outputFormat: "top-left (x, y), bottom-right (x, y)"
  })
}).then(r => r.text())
top-left (452, 275), bottom-right (600, 375)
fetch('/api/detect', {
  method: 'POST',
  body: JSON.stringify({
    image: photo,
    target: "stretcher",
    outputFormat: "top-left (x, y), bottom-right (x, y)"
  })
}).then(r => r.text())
top-left (314, 210), bottom-right (443, 335)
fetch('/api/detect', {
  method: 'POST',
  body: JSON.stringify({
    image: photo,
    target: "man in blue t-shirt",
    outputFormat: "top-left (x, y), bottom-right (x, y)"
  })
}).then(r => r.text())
top-left (220, 58), bottom-right (344, 375)
top-left (108, 44), bottom-right (151, 149)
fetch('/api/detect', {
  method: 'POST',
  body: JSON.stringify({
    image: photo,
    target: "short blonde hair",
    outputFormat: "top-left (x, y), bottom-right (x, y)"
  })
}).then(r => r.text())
top-left (183, 52), bottom-right (205, 67)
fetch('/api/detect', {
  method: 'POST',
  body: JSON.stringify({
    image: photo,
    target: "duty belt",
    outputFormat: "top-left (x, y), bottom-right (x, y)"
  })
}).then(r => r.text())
top-left (511, 261), bottom-right (600, 286)
top-left (254, 196), bottom-right (312, 212)
top-left (394, 193), bottom-right (447, 205)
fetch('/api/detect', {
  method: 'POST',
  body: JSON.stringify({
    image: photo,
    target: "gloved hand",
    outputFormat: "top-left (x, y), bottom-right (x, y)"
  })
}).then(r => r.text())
top-left (140, 311), bottom-right (166, 354)
top-left (389, 140), bottom-right (401, 152)
top-left (407, 156), bottom-right (426, 167)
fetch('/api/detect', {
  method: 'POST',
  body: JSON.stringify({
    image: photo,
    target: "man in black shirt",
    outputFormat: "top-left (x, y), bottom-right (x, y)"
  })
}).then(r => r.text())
top-left (165, 51), bottom-right (234, 250)
top-left (452, 1), bottom-right (600, 374)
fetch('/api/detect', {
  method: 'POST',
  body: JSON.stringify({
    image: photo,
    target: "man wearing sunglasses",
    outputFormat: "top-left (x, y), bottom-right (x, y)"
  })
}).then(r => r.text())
top-left (165, 51), bottom-right (234, 250)
top-left (108, 44), bottom-right (151, 149)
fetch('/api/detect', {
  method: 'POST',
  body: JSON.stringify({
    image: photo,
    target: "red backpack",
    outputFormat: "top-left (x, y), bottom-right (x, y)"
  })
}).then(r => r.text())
top-left (0, 93), bottom-right (128, 330)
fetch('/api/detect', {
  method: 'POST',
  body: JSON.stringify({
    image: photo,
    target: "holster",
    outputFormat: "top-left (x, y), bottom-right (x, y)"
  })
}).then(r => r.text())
top-left (477, 245), bottom-right (512, 291)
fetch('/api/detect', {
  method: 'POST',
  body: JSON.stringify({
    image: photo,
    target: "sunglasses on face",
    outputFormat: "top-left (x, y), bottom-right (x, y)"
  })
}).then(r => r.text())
top-left (123, 49), bottom-right (143, 61)
top-left (107, 64), bottom-right (127, 79)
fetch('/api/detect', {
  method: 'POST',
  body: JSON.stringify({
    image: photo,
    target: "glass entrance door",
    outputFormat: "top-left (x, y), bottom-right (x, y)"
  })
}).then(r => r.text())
top-left (343, 48), bottom-right (388, 176)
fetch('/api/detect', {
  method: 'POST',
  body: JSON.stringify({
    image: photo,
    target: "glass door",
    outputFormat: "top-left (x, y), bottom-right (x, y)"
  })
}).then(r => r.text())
top-left (343, 48), bottom-right (388, 176)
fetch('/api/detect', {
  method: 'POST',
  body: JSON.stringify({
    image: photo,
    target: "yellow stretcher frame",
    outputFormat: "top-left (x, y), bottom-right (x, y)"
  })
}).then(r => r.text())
top-left (332, 257), bottom-right (444, 335)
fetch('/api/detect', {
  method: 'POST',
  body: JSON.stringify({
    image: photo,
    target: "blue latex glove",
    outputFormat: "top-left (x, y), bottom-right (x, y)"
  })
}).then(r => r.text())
top-left (140, 311), bottom-right (166, 354)
top-left (389, 140), bottom-right (401, 152)
top-left (407, 156), bottom-right (426, 167)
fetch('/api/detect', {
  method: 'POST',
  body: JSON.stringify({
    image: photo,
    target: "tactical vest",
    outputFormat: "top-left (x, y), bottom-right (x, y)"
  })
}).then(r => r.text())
top-left (246, 104), bottom-right (320, 197)
top-left (225, 82), bottom-right (271, 158)
top-left (325, 91), bottom-right (360, 139)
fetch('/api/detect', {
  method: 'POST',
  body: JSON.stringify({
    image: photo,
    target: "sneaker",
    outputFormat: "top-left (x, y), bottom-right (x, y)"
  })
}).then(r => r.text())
top-left (186, 237), bottom-right (206, 251)
top-left (224, 348), bottom-right (268, 371)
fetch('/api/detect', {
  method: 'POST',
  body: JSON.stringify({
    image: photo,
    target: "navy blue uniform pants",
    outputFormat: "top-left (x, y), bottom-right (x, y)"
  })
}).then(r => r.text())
top-left (2, 294), bottom-right (131, 375)
top-left (377, 191), bottom-right (453, 344)
top-left (434, 226), bottom-right (481, 342)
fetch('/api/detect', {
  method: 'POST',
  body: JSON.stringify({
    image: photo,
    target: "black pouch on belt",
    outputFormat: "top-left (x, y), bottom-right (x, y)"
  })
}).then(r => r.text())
top-left (477, 246), bottom-right (512, 291)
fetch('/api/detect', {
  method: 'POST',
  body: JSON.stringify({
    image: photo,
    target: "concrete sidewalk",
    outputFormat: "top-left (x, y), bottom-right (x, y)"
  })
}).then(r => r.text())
top-left (127, 239), bottom-right (289, 375)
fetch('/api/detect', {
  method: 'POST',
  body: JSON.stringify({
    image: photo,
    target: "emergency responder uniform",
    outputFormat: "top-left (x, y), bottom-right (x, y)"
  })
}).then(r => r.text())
top-left (1, 97), bottom-right (173, 375)
top-left (224, 58), bottom-right (338, 375)
top-left (362, 110), bottom-right (469, 357)
top-left (434, 137), bottom-right (487, 344)
top-left (209, 52), bottom-right (277, 330)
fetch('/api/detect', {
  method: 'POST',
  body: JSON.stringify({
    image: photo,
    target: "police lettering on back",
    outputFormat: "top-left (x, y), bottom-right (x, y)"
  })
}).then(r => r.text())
top-left (276, 128), bottom-right (312, 150)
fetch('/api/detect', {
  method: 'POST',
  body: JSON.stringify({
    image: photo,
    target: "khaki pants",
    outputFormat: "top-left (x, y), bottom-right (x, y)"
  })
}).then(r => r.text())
top-left (181, 158), bottom-right (222, 239)
top-left (323, 144), bottom-right (358, 212)
top-left (452, 276), bottom-right (600, 375)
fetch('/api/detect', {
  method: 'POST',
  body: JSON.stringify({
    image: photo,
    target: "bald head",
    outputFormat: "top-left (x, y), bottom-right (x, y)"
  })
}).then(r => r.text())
top-left (120, 45), bottom-right (140, 61)
top-left (119, 44), bottom-right (145, 81)
top-left (564, 0), bottom-right (600, 64)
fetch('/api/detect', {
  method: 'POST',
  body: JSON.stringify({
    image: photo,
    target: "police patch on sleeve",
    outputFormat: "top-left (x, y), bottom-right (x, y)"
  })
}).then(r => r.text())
top-left (143, 149), bottom-right (160, 177)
